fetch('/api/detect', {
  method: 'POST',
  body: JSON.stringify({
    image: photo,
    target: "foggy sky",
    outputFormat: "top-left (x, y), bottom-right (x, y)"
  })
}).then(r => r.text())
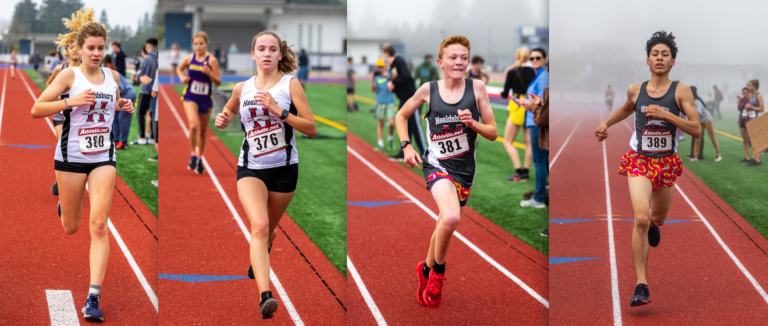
top-left (0, 0), bottom-right (156, 33)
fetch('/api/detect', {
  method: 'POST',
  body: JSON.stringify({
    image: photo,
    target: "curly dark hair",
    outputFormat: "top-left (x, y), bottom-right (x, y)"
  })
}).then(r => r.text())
top-left (645, 30), bottom-right (677, 58)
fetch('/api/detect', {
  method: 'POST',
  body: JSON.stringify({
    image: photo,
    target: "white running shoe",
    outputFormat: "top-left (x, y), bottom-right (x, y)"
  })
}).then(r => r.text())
top-left (521, 199), bottom-right (546, 208)
top-left (147, 139), bottom-right (156, 145)
top-left (715, 155), bottom-right (722, 162)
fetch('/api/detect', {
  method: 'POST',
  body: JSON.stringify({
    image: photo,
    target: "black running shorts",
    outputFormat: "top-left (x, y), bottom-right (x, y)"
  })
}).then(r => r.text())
top-left (54, 161), bottom-right (116, 174)
top-left (236, 164), bottom-right (298, 193)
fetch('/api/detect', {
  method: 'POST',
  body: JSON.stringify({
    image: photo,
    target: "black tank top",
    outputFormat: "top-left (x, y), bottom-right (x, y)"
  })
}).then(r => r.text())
top-left (422, 79), bottom-right (480, 187)
top-left (631, 81), bottom-right (682, 157)
top-left (61, 62), bottom-right (70, 100)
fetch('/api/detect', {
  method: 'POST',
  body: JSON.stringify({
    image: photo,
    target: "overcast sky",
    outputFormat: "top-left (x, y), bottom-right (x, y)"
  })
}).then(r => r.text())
top-left (551, 0), bottom-right (768, 65)
top-left (0, 0), bottom-right (156, 32)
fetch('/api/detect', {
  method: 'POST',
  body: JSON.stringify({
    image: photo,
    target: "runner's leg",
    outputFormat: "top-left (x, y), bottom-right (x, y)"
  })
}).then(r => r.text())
top-left (86, 165), bottom-right (117, 286)
top-left (56, 170), bottom-right (87, 234)
top-left (649, 185), bottom-right (674, 227)
top-left (429, 178), bottom-right (463, 265)
top-left (183, 101), bottom-right (201, 153)
top-left (628, 175), bottom-right (653, 285)
top-left (197, 111), bottom-right (213, 156)
top-left (740, 127), bottom-right (750, 159)
top-left (238, 177), bottom-right (271, 293)
top-left (503, 120), bottom-right (522, 169)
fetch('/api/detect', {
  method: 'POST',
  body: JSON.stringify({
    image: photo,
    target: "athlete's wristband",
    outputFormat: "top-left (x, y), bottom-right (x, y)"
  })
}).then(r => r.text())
top-left (63, 98), bottom-right (71, 110)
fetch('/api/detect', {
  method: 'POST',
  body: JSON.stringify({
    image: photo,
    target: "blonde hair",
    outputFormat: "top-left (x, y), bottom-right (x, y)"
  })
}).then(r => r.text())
top-left (749, 79), bottom-right (760, 90)
top-left (437, 35), bottom-right (471, 60)
top-left (193, 31), bottom-right (209, 44)
top-left (76, 22), bottom-right (109, 47)
top-left (56, 8), bottom-right (96, 50)
top-left (251, 31), bottom-right (298, 74)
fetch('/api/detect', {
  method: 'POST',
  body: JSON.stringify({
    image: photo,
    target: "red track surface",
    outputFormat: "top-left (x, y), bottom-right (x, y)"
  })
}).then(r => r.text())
top-left (0, 69), bottom-right (158, 324)
top-left (346, 134), bottom-right (549, 325)
top-left (158, 85), bottom-right (346, 325)
top-left (549, 110), bottom-right (768, 325)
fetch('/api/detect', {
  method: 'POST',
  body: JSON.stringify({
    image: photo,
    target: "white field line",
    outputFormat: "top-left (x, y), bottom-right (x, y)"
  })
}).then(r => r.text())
top-left (550, 111), bottom-right (586, 170)
top-left (45, 290), bottom-right (79, 326)
top-left (347, 256), bottom-right (387, 325)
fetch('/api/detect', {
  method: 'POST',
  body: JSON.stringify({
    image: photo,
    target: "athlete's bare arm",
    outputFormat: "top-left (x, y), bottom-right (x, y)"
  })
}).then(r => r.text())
top-left (45, 63), bottom-right (64, 87)
top-left (596, 83), bottom-right (639, 141)
top-left (203, 56), bottom-right (222, 86)
top-left (396, 83), bottom-right (430, 168)
top-left (370, 72), bottom-right (377, 92)
top-left (31, 69), bottom-right (94, 118)
top-left (176, 54), bottom-right (192, 84)
top-left (649, 83), bottom-right (700, 138)
top-left (215, 81), bottom-right (244, 129)
top-left (481, 70), bottom-right (490, 85)
top-left (282, 77), bottom-right (317, 138)
top-left (747, 93), bottom-right (765, 112)
top-left (467, 79), bottom-right (497, 140)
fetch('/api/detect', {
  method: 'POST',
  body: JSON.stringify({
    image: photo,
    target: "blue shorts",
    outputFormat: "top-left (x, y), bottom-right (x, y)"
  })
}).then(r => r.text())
top-left (298, 66), bottom-right (309, 81)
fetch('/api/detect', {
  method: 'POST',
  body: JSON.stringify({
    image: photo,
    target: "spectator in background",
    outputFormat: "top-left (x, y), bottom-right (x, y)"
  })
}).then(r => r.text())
top-left (102, 54), bottom-right (113, 68)
top-left (132, 38), bottom-right (158, 146)
top-left (298, 49), bottom-right (309, 88)
top-left (530, 86), bottom-right (549, 236)
top-left (30, 52), bottom-right (42, 79)
top-left (112, 41), bottom-right (126, 77)
top-left (465, 55), bottom-right (490, 84)
top-left (228, 42), bottom-right (238, 54)
top-left (372, 57), bottom-right (397, 151)
top-left (113, 60), bottom-right (138, 150)
top-left (347, 57), bottom-right (356, 112)
top-left (48, 51), bottom-right (61, 74)
top-left (688, 86), bottom-right (721, 162)
top-left (744, 79), bottom-right (764, 166)
top-left (713, 85), bottom-right (723, 121)
top-left (517, 47), bottom-right (549, 208)
top-left (605, 85), bottom-right (615, 112)
top-left (212, 43), bottom-right (223, 71)
top-left (413, 54), bottom-right (438, 116)
top-left (132, 51), bottom-right (142, 85)
top-left (169, 43), bottom-right (180, 85)
top-left (501, 47), bottom-right (536, 183)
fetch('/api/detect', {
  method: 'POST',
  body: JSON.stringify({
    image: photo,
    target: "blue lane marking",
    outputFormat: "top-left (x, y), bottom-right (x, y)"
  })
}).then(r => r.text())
top-left (550, 257), bottom-right (603, 265)
top-left (0, 143), bottom-right (55, 149)
top-left (159, 274), bottom-right (249, 283)
top-left (550, 219), bottom-right (603, 224)
top-left (347, 201), bottom-right (411, 208)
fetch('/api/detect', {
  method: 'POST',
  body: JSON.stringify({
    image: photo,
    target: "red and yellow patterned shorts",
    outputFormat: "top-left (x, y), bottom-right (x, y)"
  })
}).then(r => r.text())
top-left (618, 150), bottom-right (683, 192)
top-left (426, 171), bottom-right (472, 206)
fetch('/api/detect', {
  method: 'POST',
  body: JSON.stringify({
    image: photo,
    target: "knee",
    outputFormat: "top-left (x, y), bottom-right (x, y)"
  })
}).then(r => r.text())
top-left (63, 224), bottom-right (79, 235)
top-left (188, 123), bottom-right (199, 133)
top-left (89, 218), bottom-right (108, 238)
top-left (250, 219), bottom-right (270, 240)
top-left (634, 213), bottom-right (650, 231)
top-left (441, 211), bottom-right (461, 231)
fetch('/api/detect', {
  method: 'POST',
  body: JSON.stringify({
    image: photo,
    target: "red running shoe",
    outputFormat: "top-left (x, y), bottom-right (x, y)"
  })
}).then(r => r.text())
top-left (416, 261), bottom-right (429, 306)
top-left (423, 269), bottom-right (445, 307)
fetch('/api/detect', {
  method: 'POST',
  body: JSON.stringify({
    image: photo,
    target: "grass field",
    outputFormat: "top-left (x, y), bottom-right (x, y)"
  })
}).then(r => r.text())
top-left (679, 109), bottom-right (768, 239)
top-left (173, 83), bottom-right (348, 275)
top-left (350, 81), bottom-right (549, 255)
top-left (24, 69), bottom-right (158, 215)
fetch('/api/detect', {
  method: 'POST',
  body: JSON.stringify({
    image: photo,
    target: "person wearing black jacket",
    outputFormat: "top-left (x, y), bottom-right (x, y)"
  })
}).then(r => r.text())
top-left (382, 45), bottom-right (428, 160)
top-left (112, 42), bottom-right (126, 77)
top-left (500, 47), bottom-right (536, 182)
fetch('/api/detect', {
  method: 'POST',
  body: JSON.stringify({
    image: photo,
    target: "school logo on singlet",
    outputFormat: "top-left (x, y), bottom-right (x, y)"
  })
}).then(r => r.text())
top-left (82, 92), bottom-right (114, 122)
top-left (640, 105), bottom-right (673, 152)
top-left (243, 101), bottom-right (279, 128)
top-left (435, 115), bottom-right (461, 125)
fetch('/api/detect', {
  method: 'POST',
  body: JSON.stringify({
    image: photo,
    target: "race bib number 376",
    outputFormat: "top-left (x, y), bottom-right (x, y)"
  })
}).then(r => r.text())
top-left (248, 124), bottom-right (287, 158)
top-left (430, 128), bottom-right (469, 160)
top-left (79, 127), bottom-right (111, 155)
top-left (642, 129), bottom-right (672, 153)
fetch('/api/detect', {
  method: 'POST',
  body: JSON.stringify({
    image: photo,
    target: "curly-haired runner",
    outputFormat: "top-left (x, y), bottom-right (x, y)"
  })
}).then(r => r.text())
top-left (396, 35), bottom-right (498, 308)
top-left (30, 14), bottom-right (135, 321)
top-left (594, 31), bottom-right (701, 307)
top-left (46, 8), bottom-right (89, 196)
top-left (214, 31), bottom-right (317, 319)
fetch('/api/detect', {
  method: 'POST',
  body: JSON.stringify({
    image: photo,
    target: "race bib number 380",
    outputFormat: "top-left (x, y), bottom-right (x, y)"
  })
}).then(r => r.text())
top-left (190, 80), bottom-right (210, 95)
top-left (79, 127), bottom-right (111, 155)
top-left (642, 129), bottom-right (672, 153)
top-left (430, 128), bottom-right (469, 160)
top-left (248, 124), bottom-right (287, 158)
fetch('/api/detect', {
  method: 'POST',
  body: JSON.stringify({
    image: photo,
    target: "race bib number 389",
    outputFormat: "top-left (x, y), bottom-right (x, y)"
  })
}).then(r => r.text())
top-left (79, 127), bottom-right (111, 155)
top-left (248, 124), bottom-right (287, 158)
top-left (642, 129), bottom-right (672, 153)
top-left (430, 128), bottom-right (469, 160)
top-left (190, 80), bottom-right (210, 95)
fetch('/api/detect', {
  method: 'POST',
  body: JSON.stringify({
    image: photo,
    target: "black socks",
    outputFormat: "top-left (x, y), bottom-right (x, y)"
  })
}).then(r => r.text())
top-left (432, 261), bottom-right (446, 274)
top-left (422, 262), bottom-right (431, 278)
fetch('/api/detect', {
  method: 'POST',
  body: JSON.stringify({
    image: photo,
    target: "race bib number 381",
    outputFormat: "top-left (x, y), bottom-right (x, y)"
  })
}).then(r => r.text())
top-left (430, 128), bottom-right (469, 160)
top-left (79, 127), bottom-right (111, 154)
top-left (248, 124), bottom-right (287, 158)
top-left (642, 129), bottom-right (672, 153)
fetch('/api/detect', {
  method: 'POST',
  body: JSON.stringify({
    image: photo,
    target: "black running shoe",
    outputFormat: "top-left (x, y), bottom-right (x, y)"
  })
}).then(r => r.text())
top-left (630, 283), bottom-right (651, 307)
top-left (748, 160), bottom-right (762, 167)
top-left (540, 229), bottom-right (549, 237)
top-left (248, 243), bottom-right (272, 279)
top-left (387, 153), bottom-right (404, 162)
top-left (52, 181), bottom-right (59, 196)
top-left (148, 156), bottom-right (158, 162)
top-left (739, 158), bottom-right (750, 164)
top-left (187, 155), bottom-right (198, 170)
top-left (57, 202), bottom-right (61, 218)
top-left (259, 291), bottom-right (278, 319)
top-left (195, 158), bottom-right (204, 174)
top-left (648, 225), bottom-right (660, 247)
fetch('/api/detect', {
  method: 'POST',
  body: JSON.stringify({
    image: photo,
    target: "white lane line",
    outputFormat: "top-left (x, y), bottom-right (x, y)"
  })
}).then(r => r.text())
top-left (675, 185), bottom-right (768, 304)
top-left (27, 72), bottom-right (159, 313)
top-left (161, 87), bottom-right (304, 325)
top-left (549, 111), bottom-right (586, 170)
top-left (0, 70), bottom-right (7, 139)
top-left (347, 146), bottom-right (549, 308)
top-left (45, 290), bottom-right (79, 326)
top-left (599, 112), bottom-right (622, 326)
top-left (19, 70), bottom-right (56, 134)
top-left (347, 256), bottom-right (387, 325)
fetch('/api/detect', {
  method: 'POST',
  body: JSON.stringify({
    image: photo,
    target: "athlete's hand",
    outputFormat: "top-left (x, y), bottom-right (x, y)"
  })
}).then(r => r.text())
top-left (745, 103), bottom-right (753, 110)
top-left (403, 145), bottom-right (422, 169)
top-left (215, 111), bottom-right (231, 129)
top-left (595, 124), bottom-right (609, 142)
top-left (180, 76), bottom-right (191, 84)
top-left (253, 91), bottom-right (280, 115)
top-left (387, 81), bottom-right (395, 92)
top-left (528, 93), bottom-right (542, 106)
top-left (71, 89), bottom-right (96, 107)
top-left (139, 75), bottom-right (152, 85)
top-left (118, 98), bottom-right (134, 113)
top-left (202, 65), bottom-right (211, 76)
top-left (458, 109), bottom-right (475, 128)
top-left (151, 90), bottom-right (157, 98)
top-left (642, 105), bottom-right (669, 120)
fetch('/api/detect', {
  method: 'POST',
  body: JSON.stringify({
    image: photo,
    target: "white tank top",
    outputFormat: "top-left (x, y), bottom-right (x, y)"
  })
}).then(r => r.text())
top-left (237, 75), bottom-right (299, 169)
top-left (54, 67), bottom-right (117, 163)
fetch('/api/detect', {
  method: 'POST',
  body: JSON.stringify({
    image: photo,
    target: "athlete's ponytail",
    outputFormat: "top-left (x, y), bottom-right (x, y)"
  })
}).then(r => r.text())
top-left (251, 31), bottom-right (299, 74)
top-left (56, 8), bottom-right (96, 50)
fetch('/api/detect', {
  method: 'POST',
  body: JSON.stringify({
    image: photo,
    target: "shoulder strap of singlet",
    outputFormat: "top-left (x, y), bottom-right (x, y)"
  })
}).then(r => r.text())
top-left (63, 62), bottom-right (68, 69)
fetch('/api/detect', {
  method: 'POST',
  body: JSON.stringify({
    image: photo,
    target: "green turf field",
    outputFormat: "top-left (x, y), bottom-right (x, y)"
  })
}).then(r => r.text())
top-left (174, 83), bottom-right (348, 275)
top-left (24, 69), bottom-right (158, 215)
top-left (680, 109), bottom-right (768, 239)
top-left (350, 81), bottom-right (549, 255)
